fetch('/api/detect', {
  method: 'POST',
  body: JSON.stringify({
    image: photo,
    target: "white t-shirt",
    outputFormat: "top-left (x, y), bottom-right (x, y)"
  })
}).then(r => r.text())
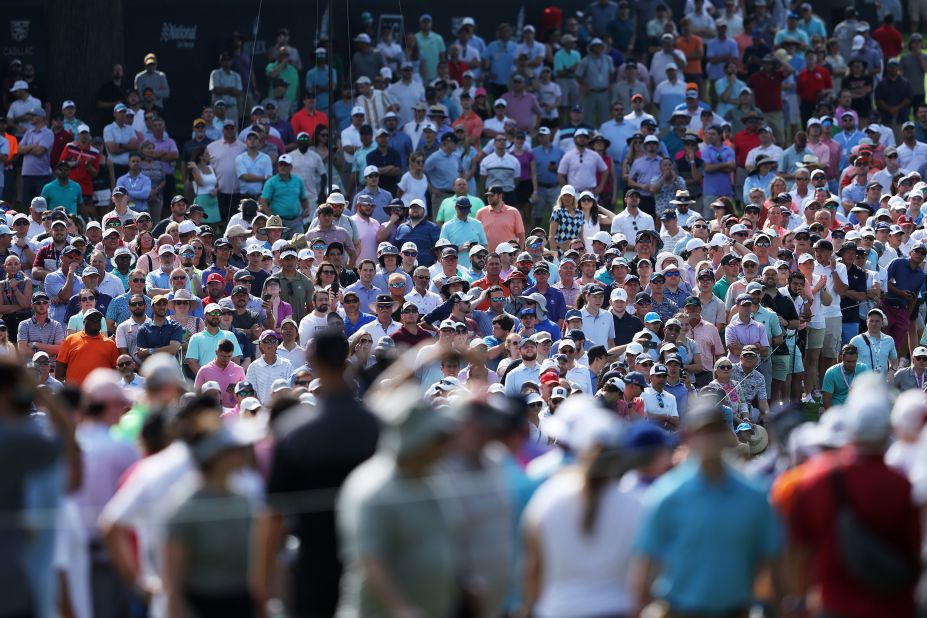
top-left (522, 470), bottom-right (642, 617)
top-left (398, 171), bottom-right (430, 206)
top-left (298, 311), bottom-right (332, 346)
top-left (812, 261), bottom-right (848, 319)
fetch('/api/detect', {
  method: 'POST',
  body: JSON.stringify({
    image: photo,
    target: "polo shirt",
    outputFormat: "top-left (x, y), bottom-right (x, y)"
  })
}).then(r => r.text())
top-left (503, 362), bottom-right (541, 396)
top-left (21, 127), bottom-right (54, 176)
top-left (524, 285), bottom-right (567, 324)
top-left (40, 178), bottom-right (82, 215)
top-left (186, 328), bottom-right (243, 366)
top-left (435, 195), bottom-right (486, 225)
top-left (474, 206), bottom-right (525, 255)
top-left (821, 362), bottom-right (871, 405)
top-left (424, 149), bottom-right (463, 192)
top-left (642, 387), bottom-right (679, 421)
top-left (343, 281), bottom-right (383, 311)
top-left (724, 315), bottom-right (769, 362)
top-left (438, 217), bottom-right (487, 248)
top-left (235, 151), bottom-right (273, 194)
top-left (351, 187), bottom-right (393, 223)
top-left (747, 70), bottom-right (786, 112)
top-left (44, 270), bottom-right (83, 323)
top-left (702, 144), bottom-right (735, 196)
top-left (634, 460), bottom-right (782, 614)
top-left (17, 317), bottom-right (65, 351)
top-left (394, 220), bottom-right (441, 267)
top-left (885, 257), bottom-right (926, 308)
top-left (103, 122), bottom-right (137, 166)
top-left (580, 307), bottom-right (615, 346)
top-left (136, 318), bottom-right (184, 352)
top-left (246, 356), bottom-right (294, 403)
top-left (194, 359), bottom-right (246, 408)
top-left (261, 173), bottom-right (307, 219)
top-left (206, 139), bottom-right (247, 194)
top-left (57, 331), bottom-right (119, 384)
top-left (612, 311), bottom-right (643, 346)
top-left (358, 319), bottom-right (401, 345)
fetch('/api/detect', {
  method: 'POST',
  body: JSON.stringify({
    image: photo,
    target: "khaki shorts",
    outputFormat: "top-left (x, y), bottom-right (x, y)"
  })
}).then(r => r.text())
top-left (806, 326), bottom-right (825, 350)
top-left (772, 351), bottom-right (803, 380)
top-left (823, 316), bottom-right (842, 358)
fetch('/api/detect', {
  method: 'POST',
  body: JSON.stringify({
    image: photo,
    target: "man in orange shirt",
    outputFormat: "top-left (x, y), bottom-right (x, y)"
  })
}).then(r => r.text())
top-left (289, 91), bottom-right (328, 143)
top-left (451, 91), bottom-right (483, 147)
top-left (676, 17), bottom-right (705, 93)
top-left (55, 308), bottom-right (118, 384)
top-left (475, 186), bottom-right (526, 253)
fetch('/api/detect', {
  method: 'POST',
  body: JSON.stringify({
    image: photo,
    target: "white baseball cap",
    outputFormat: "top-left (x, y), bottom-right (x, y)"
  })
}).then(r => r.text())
top-left (610, 288), bottom-right (628, 302)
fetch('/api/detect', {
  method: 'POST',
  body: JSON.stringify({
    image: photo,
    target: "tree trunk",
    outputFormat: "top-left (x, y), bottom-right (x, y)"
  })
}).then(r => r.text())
top-left (46, 0), bottom-right (124, 130)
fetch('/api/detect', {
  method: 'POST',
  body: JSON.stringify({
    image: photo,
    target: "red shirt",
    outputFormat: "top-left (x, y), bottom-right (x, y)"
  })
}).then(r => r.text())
top-left (873, 25), bottom-right (903, 59)
top-left (747, 70), bottom-right (785, 112)
top-left (732, 129), bottom-right (760, 168)
top-left (796, 65), bottom-right (833, 104)
top-left (290, 108), bottom-right (328, 142)
top-left (390, 325), bottom-right (434, 349)
top-left (59, 142), bottom-right (101, 196)
top-left (787, 449), bottom-right (921, 618)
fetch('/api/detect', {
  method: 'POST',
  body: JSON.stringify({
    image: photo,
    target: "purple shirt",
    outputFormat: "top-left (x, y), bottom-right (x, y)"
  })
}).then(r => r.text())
top-left (702, 144), bottom-right (735, 197)
top-left (500, 90), bottom-right (543, 132)
top-left (151, 133), bottom-right (179, 177)
top-left (21, 126), bottom-right (54, 176)
top-left (513, 149), bottom-right (535, 182)
top-left (724, 315), bottom-right (769, 362)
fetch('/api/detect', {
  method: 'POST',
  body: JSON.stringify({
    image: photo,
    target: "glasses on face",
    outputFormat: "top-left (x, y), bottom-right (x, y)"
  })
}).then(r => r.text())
top-left (129, 301), bottom-right (146, 307)
top-left (640, 360), bottom-right (654, 367)
top-left (742, 353), bottom-right (758, 359)
top-left (320, 269), bottom-right (336, 275)
top-left (664, 270), bottom-right (680, 278)
top-left (358, 338), bottom-right (373, 345)
top-left (13, 221), bottom-right (27, 226)
top-left (528, 402), bottom-right (543, 409)
top-left (717, 365), bottom-right (733, 370)
top-left (343, 298), bottom-right (358, 305)
top-left (692, 224), bottom-right (708, 230)
top-left (403, 251), bottom-right (418, 256)
top-left (206, 311), bottom-right (223, 317)
top-left (172, 275), bottom-right (187, 281)
top-left (915, 356), bottom-right (927, 361)
top-left (33, 299), bottom-right (49, 305)
top-left (80, 296), bottom-right (95, 302)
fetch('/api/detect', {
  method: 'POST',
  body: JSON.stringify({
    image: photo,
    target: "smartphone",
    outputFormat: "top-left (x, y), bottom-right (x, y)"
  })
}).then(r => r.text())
top-left (263, 294), bottom-right (272, 302)
top-left (331, 280), bottom-right (339, 295)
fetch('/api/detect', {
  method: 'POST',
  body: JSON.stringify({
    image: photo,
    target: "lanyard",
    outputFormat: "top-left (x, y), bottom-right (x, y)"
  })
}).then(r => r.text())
top-left (839, 365), bottom-right (853, 391)
top-left (916, 369), bottom-right (925, 391)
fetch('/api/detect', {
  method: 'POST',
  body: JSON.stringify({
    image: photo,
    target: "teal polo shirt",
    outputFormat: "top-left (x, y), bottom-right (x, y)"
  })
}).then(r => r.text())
top-left (261, 173), bottom-right (307, 219)
top-left (40, 178), bottom-right (82, 214)
top-left (185, 328), bottom-right (243, 366)
top-left (634, 459), bottom-right (783, 614)
top-left (438, 217), bottom-right (488, 249)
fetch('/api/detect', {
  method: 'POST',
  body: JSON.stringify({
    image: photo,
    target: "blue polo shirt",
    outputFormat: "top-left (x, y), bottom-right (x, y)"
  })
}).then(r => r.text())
top-left (532, 144), bottom-right (564, 186)
top-left (136, 318), bottom-right (184, 350)
top-left (343, 312), bottom-right (376, 338)
top-left (886, 257), bottom-right (927, 307)
top-left (524, 285), bottom-right (568, 324)
top-left (423, 149), bottom-right (463, 192)
top-left (634, 459), bottom-right (783, 614)
top-left (395, 219), bottom-right (441, 267)
top-left (261, 173), bottom-right (307, 219)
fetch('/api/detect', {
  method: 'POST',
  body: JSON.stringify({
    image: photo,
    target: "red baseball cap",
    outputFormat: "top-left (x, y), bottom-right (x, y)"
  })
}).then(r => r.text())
top-left (206, 273), bottom-right (224, 284)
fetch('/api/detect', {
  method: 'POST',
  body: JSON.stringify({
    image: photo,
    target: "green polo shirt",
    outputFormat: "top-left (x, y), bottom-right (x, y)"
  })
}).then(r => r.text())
top-left (261, 173), bottom-right (307, 219)
top-left (41, 178), bottom-right (82, 215)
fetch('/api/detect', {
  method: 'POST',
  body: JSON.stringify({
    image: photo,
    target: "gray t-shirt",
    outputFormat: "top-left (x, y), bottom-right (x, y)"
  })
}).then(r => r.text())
top-left (336, 454), bottom-right (457, 618)
top-left (166, 487), bottom-right (252, 594)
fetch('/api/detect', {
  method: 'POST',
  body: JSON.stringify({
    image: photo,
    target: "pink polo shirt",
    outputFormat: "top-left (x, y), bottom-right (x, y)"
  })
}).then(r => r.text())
top-left (194, 359), bottom-right (246, 408)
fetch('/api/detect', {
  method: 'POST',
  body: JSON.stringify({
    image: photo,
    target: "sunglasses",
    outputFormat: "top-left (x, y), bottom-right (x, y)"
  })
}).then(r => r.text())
top-left (343, 298), bottom-right (358, 304)
top-left (490, 296), bottom-right (505, 302)
top-left (388, 282), bottom-right (405, 288)
top-left (528, 402), bottom-right (543, 408)
top-left (172, 275), bottom-right (187, 280)
top-left (80, 296), bottom-right (96, 302)
top-left (692, 224), bottom-right (708, 230)
top-left (294, 380), bottom-right (313, 387)
top-left (358, 338), bottom-right (373, 344)
top-left (415, 275), bottom-right (429, 279)
top-left (717, 365), bottom-right (733, 370)
top-left (664, 270), bottom-right (680, 277)
top-left (33, 299), bottom-right (49, 305)
top-left (206, 311), bottom-right (223, 317)
top-left (402, 251), bottom-right (418, 256)
top-left (320, 269), bottom-right (336, 275)
top-left (117, 361), bottom-right (134, 368)
top-left (129, 301), bottom-right (146, 307)
top-left (639, 360), bottom-right (654, 366)
top-left (915, 356), bottom-right (927, 361)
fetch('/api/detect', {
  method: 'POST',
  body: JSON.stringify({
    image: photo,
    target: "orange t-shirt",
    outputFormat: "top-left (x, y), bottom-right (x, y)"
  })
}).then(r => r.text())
top-left (58, 332), bottom-right (119, 384)
top-left (676, 35), bottom-right (704, 76)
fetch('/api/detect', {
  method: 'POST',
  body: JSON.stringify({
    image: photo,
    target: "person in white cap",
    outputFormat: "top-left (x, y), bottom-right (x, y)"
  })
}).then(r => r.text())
top-left (7, 79), bottom-right (40, 137)
top-left (235, 127), bottom-right (274, 198)
top-left (340, 105), bottom-right (367, 168)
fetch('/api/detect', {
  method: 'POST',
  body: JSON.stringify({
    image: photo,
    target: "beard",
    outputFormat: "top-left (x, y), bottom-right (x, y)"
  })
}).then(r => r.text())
top-left (85, 323), bottom-right (101, 336)
top-left (316, 303), bottom-right (329, 313)
top-left (207, 317), bottom-right (221, 327)
top-left (521, 350), bottom-right (537, 362)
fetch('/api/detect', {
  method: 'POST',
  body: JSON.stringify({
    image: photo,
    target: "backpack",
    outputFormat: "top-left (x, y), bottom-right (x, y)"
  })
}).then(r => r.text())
top-left (830, 468), bottom-right (920, 595)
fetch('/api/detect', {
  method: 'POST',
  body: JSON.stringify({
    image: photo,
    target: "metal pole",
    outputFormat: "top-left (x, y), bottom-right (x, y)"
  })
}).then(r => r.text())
top-left (326, 0), bottom-right (334, 195)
